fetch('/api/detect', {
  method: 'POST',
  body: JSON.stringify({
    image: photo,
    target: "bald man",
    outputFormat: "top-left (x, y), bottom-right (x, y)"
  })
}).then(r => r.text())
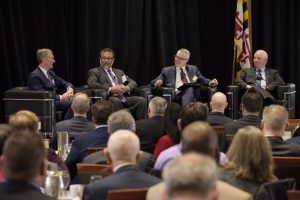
top-left (234, 49), bottom-right (285, 106)
top-left (83, 130), bottom-right (160, 200)
top-left (207, 92), bottom-right (233, 126)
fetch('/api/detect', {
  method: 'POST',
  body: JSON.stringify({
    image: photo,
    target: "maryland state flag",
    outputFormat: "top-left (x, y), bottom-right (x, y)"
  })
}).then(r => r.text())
top-left (233, 0), bottom-right (252, 80)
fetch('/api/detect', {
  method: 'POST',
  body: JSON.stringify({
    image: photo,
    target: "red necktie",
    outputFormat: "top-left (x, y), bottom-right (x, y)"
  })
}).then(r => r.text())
top-left (180, 68), bottom-right (188, 83)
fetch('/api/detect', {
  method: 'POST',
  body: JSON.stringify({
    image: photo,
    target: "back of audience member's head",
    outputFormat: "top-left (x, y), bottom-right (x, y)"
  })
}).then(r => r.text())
top-left (163, 153), bottom-right (218, 200)
top-left (163, 103), bottom-right (181, 144)
top-left (181, 121), bottom-right (219, 164)
top-left (0, 124), bottom-right (12, 156)
top-left (92, 100), bottom-right (114, 125)
top-left (3, 130), bottom-right (46, 181)
top-left (241, 88), bottom-right (263, 114)
top-left (71, 92), bottom-right (90, 115)
top-left (9, 110), bottom-right (39, 133)
top-left (148, 96), bottom-right (167, 117)
top-left (262, 105), bottom-right (288, 135)
top-left (225, 126), bottom-right (275, 182)
top-left (107, 110), bottom-right (135, 134)
top-left (210, 92), bottom-right (228, 112)
top-left (105, 130), bottom-right (140, 165)
top-left (179, 102), bottom-right (208, 130)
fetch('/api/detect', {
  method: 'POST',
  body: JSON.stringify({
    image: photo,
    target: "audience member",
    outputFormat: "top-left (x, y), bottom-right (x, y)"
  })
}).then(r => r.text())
top-left (224, 88), bottom-right (262, 134)
top-left (65, 100), bottom-right (113, 180)
top-left (135, 96), bottom-right (167, 154)
top-left (234, 49), bottom-right (286, 106)
top-left (83, 130), bottom-right (160, 200)
top-left (0, 130), bottom-right (54, 200)
top-left (207, 92), bottom-right (233, 126)
top-left (151, 48), bottom-right (218, 105)
top-left (262, 105), bottom-right (300, 156)
top-left (8, 110), bottom-right (67, 172)
top-left (27, 48), bottom-right (74, 119)
top-left (83, 110), bottom-right (155, 172)
top-left (0, 124), bottom-right (12, 180)
top-left (153, 102), bottom-right (181, 160)
top-left (218, 126), bottom-right (277, 196)
top-left (87, 48), bottom-right (147, 119)
top-left (52, 92), bottom-right (94, 150)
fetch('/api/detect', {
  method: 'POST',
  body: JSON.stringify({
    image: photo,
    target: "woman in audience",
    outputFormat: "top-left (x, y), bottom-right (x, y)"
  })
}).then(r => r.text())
top-left (153, 103), bottom-right (181, 160)
top-left (0, 124), bottom-right (13, 180)
top-left (218, 126), bottom-right (277, 196)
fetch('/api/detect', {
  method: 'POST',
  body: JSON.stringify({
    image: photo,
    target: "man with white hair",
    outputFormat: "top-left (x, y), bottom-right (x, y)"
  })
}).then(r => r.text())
top-left (207, 92), bottom-right (233, 126)
top-left (262, 105), bottom-right (300, 156)
top-left (83, 130), bottom-right (160, 200)
top-left (135, 96), bottom-right (167, 153)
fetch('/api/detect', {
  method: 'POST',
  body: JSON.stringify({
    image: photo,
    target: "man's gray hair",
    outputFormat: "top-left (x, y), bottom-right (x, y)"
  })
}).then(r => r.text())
top-left (149, 96), bottom-right (167, 116)
top-left (178, 48), bottom-right (190, 60)
top-left (72, 92), bottom-right (90, 115)
top-left (108, 110), bottom-right (135, 134)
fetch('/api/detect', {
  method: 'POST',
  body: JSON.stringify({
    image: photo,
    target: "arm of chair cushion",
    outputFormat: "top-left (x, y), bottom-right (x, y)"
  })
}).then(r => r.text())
top-left (277, 83), bottom-right (296, 99)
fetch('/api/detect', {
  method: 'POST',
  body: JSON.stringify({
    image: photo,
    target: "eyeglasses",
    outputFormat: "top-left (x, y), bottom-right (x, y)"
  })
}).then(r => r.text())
top-left (174, 55), bottom-right (188, 61)
top-left (100, 57), bottom-right (114, 60)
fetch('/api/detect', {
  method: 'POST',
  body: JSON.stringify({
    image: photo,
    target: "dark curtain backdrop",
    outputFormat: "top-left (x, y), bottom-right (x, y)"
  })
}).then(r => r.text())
top-left (0, 0), bottom-right (299, 122)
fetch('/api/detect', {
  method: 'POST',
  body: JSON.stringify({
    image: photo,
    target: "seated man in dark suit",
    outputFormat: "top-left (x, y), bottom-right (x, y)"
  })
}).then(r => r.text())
top-left (136, 96), bottom-right (167, 154)
top-left (83, 130), bottom-right (160, 200)
top-left (262, 105), bottom-right (300, 156)
top-left (151, 48), bottom-right (218, 105)
top-left (52, 92), bottom-right (95, 150)
top-left (66, 100), bottom-right (114, 180)
top-left (234, 49), bottom-right (286, 106)
top-left (0, 130), bottom-right (54, 200)
top-left (83, 110), bottom-right (155, 173)
top-left (224, 89), bottom-right (263, 134)
top-left (27, 48), bottom-right (74, 119)
top-left (87, 48), bottom-right (147, 120)
top-left (207, 92), bottom-right (233, 126)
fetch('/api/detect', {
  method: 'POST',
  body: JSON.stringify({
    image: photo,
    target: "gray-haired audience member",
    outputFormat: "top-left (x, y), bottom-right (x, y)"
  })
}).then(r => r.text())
top-left (135, 96), bottom-right (167, 153)
top-left (0, 130), bottom-right (54, 200)
top-left (83, 110), bottom-right (155, 172)
top-left (262, 105), bottom-right (300, 156)
top-left (163, 153), bottom-right (219, 200)
top-left (207, 92), bottom-right (233, 126)
top-left (83, 130), bottom-right (160, 200)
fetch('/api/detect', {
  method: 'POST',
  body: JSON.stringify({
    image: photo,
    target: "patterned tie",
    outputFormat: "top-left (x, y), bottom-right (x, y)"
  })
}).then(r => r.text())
top-left (180, 68), bottom-right (188, 83)
top-left (256, 69), bottom-right (262, 87)
top-left (107, 69), bottom-right (126, 102)
top-left (47, 71), bottom-right (54, 85)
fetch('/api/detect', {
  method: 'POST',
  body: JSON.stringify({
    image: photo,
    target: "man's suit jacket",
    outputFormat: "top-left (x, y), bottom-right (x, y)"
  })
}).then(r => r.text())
top-left (82, 150), bottom-right (155, 172)
top-left (135, 116), bottom-right (164, 154)
top-left (146, 181), bottom-right (252, 200)
top-left (83, 165), bottom-right (161, 200)
top-left (87, 66), bottom-right (137, 94)
top-left (28, 67), bottom-right (72, 100)
top-left (234, 67), bottom-right (285, 98)
top-left (224, 115), bottom-right (261, 134)
top-left (0, 181), bottom-right (54, 200)
top-left (207, 112), bottom-right (233, 126)
top-left (267, 136), bottom-right (300, 156)
top-left (66, 126), bottom-right (109, 179)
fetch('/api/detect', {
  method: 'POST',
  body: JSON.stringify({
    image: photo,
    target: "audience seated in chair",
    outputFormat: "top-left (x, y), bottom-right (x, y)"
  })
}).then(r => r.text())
top-left (153, 102), bottom-right (181, 160)
top-left (218, 126), bottom-right (277, 196)
top-left (224, 88), bottom-right (262, 134)
top-left (135, 96), bottom-right (167, 154)
top-left (207, 92), bottom-right (233, 126)
top-left (0, 124), bottom-right (12, 180)
top-left (65, 100), bottom-right (113, 181)
top-left (83, 110), bottom-right (155, 173)
top-left (83, 130), bottom-right (160, 200)
top-left (262, 105), bottom-right (300, 156)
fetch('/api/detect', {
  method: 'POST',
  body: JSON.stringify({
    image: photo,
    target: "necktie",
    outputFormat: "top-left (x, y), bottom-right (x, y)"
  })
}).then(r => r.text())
top-left (180, 68), bottom-right (188, 83)
top-left (107, 69), bottom-right (126, 102)
top-left (256, 69), bottom-right (262, 87)
top-left (47, 71), bottom-right (54, 85)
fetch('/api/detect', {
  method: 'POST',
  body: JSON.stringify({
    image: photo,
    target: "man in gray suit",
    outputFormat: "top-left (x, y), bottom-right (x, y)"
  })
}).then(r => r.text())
top-left (83, 130), bottom-right (160, 200)
top-left (87, 48), bottom-right (147, 120)
top-left (151, 48), bottom-right (218, 105)
top-left (234, 49), bottom-right (285, 106)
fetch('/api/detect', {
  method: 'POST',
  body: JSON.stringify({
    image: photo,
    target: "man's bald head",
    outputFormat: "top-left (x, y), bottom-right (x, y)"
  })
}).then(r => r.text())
top-left (210, 92), bottom-right (228, 113)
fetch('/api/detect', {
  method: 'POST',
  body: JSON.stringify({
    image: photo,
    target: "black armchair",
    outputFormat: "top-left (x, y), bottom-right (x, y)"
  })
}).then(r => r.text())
top-left (227, 83), bottom-right (296, 119)
top-left (74, 85), bottom-right (107, 103)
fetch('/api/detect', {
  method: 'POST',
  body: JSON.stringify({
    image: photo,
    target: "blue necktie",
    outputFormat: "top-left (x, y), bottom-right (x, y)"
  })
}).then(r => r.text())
top-left (256, 69), bottom-right (262, 87)
top-left (107, 69), bottom-right (126, 103)
top-left (47, 71), bottom-right (54, 85)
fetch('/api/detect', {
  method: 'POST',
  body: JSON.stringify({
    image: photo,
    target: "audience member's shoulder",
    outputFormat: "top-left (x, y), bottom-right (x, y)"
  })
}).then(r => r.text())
top-left (217, 180), bottom-right (253, 200)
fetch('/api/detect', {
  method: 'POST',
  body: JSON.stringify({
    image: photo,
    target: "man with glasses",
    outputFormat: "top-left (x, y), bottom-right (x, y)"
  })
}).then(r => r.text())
top-left (87, 48), bottom-right (147, 120)
top-left (151, 48), bottom-right (218, 105)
